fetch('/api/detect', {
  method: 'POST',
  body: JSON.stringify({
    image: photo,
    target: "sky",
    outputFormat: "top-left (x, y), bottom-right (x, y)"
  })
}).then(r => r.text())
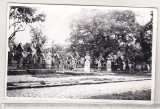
top-left (8, 4), bottom-right (153, 48)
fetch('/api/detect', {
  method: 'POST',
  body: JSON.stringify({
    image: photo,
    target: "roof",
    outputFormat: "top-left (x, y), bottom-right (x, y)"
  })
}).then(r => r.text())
top-left (116, 56), bottom-right (123, 62)
top-left (27, 51), bottom-right (36, 57)
top-left (106, 54), bottom-right (113, 60)
top-left (12, 44), bottom-right (17, 51)
top-left (69, 54), bottom-right (74, 59)
top-left (27, 46), bottom-right (35, 52)
top-left (8, 52), bottom-right (14, 57)
top-left (16, 43), bottom-right (24, 52)
top-left (54, 53), bottom-right (60, 58)
top-left (41, 53), bottom-right (46, 58)
top-left (98, 55), bottom-right (104, 60)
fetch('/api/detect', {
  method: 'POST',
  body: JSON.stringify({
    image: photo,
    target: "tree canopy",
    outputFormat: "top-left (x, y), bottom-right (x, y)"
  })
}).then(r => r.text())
top-left (30, 26), bottom-right (48, 48)
top-left (69, 9), bottom-right (153, 64)
top-left (9, 6), bottom-right (46, 42)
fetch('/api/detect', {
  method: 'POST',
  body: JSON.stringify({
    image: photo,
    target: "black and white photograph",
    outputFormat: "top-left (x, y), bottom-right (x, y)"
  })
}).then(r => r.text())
top-left (6, 3), bottom-right (157, 103)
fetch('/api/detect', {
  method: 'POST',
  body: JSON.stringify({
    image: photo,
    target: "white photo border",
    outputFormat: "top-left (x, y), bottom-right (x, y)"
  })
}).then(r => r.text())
top-left (4, 3), bottom-right (158, 104)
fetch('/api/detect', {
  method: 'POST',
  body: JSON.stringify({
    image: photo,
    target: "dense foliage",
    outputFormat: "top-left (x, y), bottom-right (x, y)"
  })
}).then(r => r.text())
top-left (69, 9), bottom-right (153, 64)
top-left (9, 6), bottom-right (46, 49)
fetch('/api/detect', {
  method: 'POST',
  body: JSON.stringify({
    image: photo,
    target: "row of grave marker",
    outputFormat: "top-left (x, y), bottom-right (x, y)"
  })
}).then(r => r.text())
top-left (8, 43), bottom-right (151, 72)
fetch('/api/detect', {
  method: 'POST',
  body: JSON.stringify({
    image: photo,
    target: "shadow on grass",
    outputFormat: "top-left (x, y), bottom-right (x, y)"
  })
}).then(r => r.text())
top-left (88, 89), bottom-right (151, 100)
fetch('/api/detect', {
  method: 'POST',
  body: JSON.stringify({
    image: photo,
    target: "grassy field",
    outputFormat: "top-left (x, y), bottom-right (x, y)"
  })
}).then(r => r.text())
top-left (89, 89), bottom-right (151, 100)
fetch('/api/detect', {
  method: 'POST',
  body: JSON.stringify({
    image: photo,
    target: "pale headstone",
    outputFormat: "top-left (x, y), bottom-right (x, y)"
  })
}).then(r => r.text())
top-left (84, 53), bottom-right (90, 73)
top-left (45, 52), bottom-right (51, 68)
top-left (51, 57), bottom-right (55, 68)
top-left (106, 54), bottom-right (113, 71)
top-left (125, 59), bottom-right (131, 70)
top-left (72, 58), bottom-right (76, 69)
top-left (123, 61), bottom-right (126, 70)
top-left (54, 53), bottom-right (60, 69)
top-left (97, 53), bottom-right (104, 71)
top-left (45, 59), bottom-right (52, 68)
top-left (97, 59), bottom-right (101, 70)
top-left (147, 64), bottom-right (150, 70)
top-left (129, 63), bottom-right (132, 70)
top-left (107, 59), bottom-right (112, 71)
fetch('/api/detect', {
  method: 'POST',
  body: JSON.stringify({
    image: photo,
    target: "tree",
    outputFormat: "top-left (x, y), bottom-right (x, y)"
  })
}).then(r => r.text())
top-left (9, 6), bottom-right (46, 42)
top-left (8, 37), bottom-right (17, 51)
top-left (30, 26), bottom-right (48, 48)
top-left (69, 9), bottom-right (139, 61)
top-left (51, 41), bottom-right (65, 54)
top-left (134, 11), bottom-right (153, 64)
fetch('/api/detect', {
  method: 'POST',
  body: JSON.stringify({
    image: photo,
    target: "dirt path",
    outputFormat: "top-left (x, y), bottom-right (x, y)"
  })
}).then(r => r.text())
top-left (7, 80), bottom-right (151, 99)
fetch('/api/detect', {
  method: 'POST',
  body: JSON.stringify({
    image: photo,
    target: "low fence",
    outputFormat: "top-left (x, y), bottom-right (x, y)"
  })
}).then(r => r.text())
top-left (8, 62), bottom-right (151, 73)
